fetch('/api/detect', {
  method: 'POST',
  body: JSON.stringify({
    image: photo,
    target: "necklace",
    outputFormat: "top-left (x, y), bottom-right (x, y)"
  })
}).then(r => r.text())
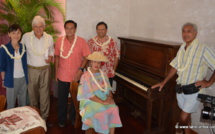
top-left (30, 32), bottom-right (48, 56)
top-left (1, 43), bottom-right (25, 59)
top-left (92, 36), bottom-right (111, 47)
top-left (88, 67), bottom-right (108, 92)
top-left (177, 40), bottom-right (198, 72)
top-left (60, 35), bottom-right (77, 59)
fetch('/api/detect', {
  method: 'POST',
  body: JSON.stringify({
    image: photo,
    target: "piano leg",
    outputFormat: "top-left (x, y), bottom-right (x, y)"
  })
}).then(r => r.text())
top-left (145, 100), bottom-right (152, 133)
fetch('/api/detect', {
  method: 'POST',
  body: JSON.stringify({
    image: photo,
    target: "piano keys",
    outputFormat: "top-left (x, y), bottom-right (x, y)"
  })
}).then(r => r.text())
top-left (115, 36), bottom-right (181, 134)
top-left (115, 72), bottom-right (148, 91)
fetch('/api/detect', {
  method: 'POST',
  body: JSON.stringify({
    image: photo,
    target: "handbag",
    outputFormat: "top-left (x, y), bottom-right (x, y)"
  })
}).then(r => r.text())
top-left (175, 83), bottom-right (200, 95)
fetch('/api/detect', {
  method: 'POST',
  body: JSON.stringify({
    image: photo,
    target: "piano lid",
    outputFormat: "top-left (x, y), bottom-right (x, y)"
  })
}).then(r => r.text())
top-left (117, 36), bottom-right (180, 85)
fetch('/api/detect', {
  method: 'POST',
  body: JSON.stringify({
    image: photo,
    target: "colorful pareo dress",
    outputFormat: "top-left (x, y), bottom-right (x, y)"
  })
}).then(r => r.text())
top-left (77, 71), bottom-right (122, 134)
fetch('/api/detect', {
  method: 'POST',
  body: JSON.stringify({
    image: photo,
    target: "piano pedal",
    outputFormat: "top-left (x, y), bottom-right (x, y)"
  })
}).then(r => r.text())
top-left (131, 110), bottom-right (141, 118)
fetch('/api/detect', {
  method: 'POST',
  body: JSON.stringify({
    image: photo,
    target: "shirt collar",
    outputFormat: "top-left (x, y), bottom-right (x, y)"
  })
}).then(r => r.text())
top-left (181, 38), bottom-right (199, 50)
top-left (31, 31), bottom-right (45, 39)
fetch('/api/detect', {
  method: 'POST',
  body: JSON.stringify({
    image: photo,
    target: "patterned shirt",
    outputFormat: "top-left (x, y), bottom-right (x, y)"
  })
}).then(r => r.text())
top-left (55, 36), bottom-right (91, 82)
top-left (170, 38), bottom-right (215, 87)
top-left (88, 36), bottom-right (120, 78)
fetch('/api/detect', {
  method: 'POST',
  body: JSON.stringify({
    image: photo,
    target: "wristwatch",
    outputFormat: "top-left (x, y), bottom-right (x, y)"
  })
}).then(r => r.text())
top-left (78, 67), bottom-right (84, 72)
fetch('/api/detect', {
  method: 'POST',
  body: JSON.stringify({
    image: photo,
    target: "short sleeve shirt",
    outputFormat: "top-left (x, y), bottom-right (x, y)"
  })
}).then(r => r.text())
top-left (21, 31), bottom-right (54, 67)
top-left (170, 38), bottom-right (215, 86)
top-left (88, 36), bottom-right (120, 78)
top-left (55, 36), bottom-right (91, 82)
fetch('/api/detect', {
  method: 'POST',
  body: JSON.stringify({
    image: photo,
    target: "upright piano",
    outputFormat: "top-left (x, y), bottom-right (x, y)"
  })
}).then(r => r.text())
top-left (115, 36), bottom-right (181, 134)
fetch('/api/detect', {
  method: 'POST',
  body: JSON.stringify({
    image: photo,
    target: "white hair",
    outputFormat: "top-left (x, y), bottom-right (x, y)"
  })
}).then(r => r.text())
top-left (182, 22), bottom-right (198, 32)
top-left (32, 16), bottom-right (45, 27)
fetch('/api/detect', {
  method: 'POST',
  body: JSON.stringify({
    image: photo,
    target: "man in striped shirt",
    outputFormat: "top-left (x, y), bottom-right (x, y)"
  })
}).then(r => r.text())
top-left (152, 22), bottom-right (215, 134)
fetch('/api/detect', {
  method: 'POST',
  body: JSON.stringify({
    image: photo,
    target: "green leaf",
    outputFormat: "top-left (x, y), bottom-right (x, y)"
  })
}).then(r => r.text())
top-left (0, 0), bottom-right (65, 35)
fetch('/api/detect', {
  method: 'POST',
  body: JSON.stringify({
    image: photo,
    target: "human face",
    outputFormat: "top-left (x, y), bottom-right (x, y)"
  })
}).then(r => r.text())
top-left (8, 29), bottom-right (22, 43)
top-left (65, 23), bottom-right (76, 37)
top-left (32, 22), bottom-right (45, 38)
top-left (182, 25), bottom-right (197, 45)
top-left (91, 61), bottom-right (101, 72)
top-left (96, 24), bottom-right (107, 38)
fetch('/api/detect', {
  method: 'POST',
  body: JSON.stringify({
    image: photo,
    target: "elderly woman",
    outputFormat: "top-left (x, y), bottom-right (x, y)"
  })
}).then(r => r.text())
top-left (77, 52), bottom-right (122, 134)
top-left (0, 24), bottom-right (28, 109)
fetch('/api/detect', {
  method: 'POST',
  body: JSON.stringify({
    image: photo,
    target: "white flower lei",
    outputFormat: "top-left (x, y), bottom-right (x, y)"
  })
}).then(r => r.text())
top-left (87, 67), bottom-right (108, 92)
top-left (177, 40), bottom-right (198, 72)
top-left (60, 35), bottom-right (77, 59)
top-left (30, 32), bottom-right (49, 56)
top-left (1, 44), bottom-right (25, 59)
top-left (92, 36), bottom-right (111, 47)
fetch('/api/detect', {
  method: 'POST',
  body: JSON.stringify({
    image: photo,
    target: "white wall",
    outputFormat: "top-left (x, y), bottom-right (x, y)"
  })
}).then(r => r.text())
top-left (67, 1), bottom-right (215, 133)
top-left (129, 0), bottom-right (215, 47)
top-left (66, 0), bottom-right (130, 43)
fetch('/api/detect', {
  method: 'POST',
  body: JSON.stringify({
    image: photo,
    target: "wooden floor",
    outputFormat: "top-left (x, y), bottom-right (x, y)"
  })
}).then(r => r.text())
top-left (46, 95), bottom-right (199, 134)
top-left (46, 95), bottom-right (145, 134)
top-left (0, 90), bottom-right (198, 134)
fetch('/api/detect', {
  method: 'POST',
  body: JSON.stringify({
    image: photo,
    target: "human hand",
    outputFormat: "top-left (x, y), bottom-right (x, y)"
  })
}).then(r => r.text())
top-left (73, 70), bottom-right (83, 82)
top-left (195, 79), bottom-right (211, 89)
top-left (55, 75), bottom-right (58, 82)
top-left (103, 97), bottom-right (115, 105)
top-left (151, 82), bottom-right (165, 91)
top-left (45, 56), bottom-right (52, 63)
top-left (2, 81), bottom-right (5, 88)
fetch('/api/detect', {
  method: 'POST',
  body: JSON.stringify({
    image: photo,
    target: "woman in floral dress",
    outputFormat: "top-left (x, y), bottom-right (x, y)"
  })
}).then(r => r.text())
top-left (77, 52), bottom-right (122, 134)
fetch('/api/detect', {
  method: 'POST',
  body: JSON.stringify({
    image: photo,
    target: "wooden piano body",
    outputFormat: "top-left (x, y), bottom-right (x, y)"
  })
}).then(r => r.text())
top-left (115, 36), bottom-right (181, 134)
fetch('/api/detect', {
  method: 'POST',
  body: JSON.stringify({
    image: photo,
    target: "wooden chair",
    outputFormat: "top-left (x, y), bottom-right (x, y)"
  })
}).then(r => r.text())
top-left (69, 81), bottom-right (82, 128)
top-left (70, 81), bottom-right (98, 134)
top-left (0, 95), bottom-right (6, 112)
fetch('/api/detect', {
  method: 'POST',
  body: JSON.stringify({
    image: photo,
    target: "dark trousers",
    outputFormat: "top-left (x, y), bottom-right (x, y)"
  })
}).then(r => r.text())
top-left (57, 79), bottom-right (76, 124)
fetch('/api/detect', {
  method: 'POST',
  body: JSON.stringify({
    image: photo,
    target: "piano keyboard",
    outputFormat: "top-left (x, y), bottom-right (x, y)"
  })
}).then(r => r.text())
top-left (115, 72), bottom-right (148, 91)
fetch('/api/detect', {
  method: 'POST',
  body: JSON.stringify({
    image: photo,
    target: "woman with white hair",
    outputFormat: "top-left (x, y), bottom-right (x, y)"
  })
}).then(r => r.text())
top-left (77, 52), bottom-right (122, 134)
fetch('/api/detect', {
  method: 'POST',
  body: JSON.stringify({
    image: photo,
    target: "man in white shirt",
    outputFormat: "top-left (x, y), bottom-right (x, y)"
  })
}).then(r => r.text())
top-left (21, 16), bottom-right (54, 126)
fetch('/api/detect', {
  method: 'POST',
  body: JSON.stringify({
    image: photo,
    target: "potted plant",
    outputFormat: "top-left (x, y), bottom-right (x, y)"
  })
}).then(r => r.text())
top-left (0, 0), bottom-right (65, 39)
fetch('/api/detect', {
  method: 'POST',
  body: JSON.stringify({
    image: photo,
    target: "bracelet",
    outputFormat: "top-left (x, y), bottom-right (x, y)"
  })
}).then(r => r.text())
top-left (2, 79), bottom-right (4, 81)
top-left (78, 67), bottom-right (84, 72)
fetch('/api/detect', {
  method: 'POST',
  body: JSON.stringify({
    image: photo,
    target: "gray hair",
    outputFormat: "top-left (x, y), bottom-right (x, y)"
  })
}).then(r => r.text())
top-left (182, 22), bottom-right (198, 32)
top-left (32, 16), bottom-right (45, 27)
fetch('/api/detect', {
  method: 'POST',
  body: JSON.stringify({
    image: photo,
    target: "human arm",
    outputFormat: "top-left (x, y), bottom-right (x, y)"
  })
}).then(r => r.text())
top-left (73, 57), bottom-right (88, 82)
top-left (113, 57), bottom-right (119, 72)
top-left (113, 40), bottom-right (120, 73)
top-left (90, 94), bottom-right (114, 105)
top-left (195, 71), bottom-right (215, 89)
top-left (195, 46), bottom-right (215, 89)
top-left (74, 38), bottom-right (91, 82)
top-left (45, 35), bottom-right (54, 63)
top-left (151, 67), bottom-right (177, 91)
top-left (1, 72), bottom-right (5, 88)
top-left (45, 56), bottom-right (53, 63)
top-left (0, 48), bottom-right (6, 88)
top-left (54, 55), bottom-right (59, 82)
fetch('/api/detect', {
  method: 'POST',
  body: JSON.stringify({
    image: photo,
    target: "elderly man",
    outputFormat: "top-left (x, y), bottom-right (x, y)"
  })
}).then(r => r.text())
top-left (88, 21), bottom-right (120, 86)
top-left (21, 16), bottom-right (54, 126)
top-left (55, 20), bottom-right (91, 127)
top-left (152, 22), bottom-right (215, 134)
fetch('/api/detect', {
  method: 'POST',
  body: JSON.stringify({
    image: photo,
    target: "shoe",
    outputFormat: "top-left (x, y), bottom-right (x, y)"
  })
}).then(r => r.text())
top-left (58, 122), bottom-right (65, 128)
top-left (46, 122), bottom-right (53, 127)
top-left (175, 122), bottom-right (183, 134)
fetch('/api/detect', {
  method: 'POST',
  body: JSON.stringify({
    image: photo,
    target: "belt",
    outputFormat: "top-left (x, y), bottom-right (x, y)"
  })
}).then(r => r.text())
top-left (175, 83), bottom-right (200, 94)
top-left (28, 65), bottom-right (49, 70)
